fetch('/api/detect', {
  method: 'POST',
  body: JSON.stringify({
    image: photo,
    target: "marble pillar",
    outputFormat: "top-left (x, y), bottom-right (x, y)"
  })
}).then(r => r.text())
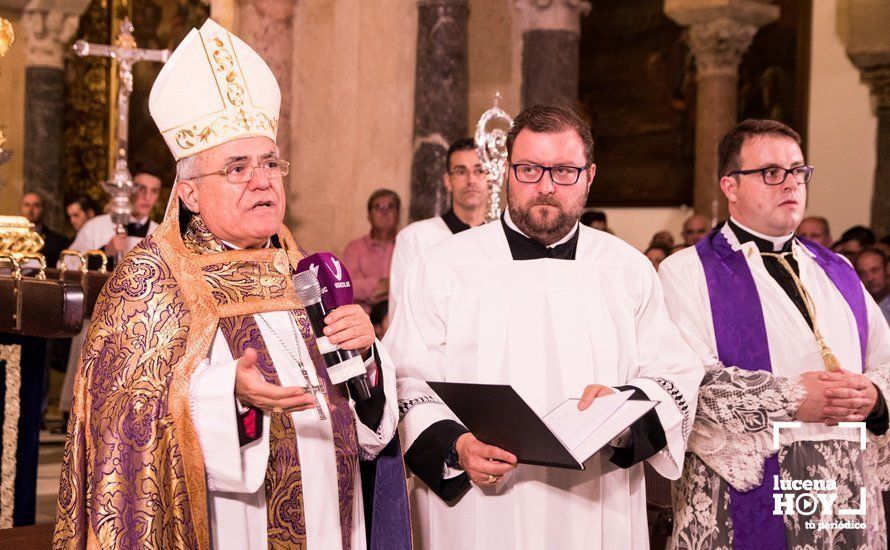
top-left (838, 0), bottom-right (890, 235)
top-left (515, 0), bottom-right (589, 110)
top-left (409, 0), bottom-right (468, 221)
top-left (665, 0), bottom-right (778, 219)
top-left (237, 0), bottom-right (297, 166)
top-left (862, 68), bottom-right (890, 236)
top-left (22, 0), bottom-right (89, 230)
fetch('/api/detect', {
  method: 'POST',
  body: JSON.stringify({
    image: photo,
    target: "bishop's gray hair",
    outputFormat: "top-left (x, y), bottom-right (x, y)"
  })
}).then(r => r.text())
top-left (175, 154), bottom-right (199, 182)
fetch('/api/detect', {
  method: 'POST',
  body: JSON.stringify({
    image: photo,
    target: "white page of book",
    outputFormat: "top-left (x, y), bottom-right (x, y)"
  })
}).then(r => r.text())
top-left (541, 390), bottom-right (634, 451)
top-left (570, 400), bottom-right (658, 465)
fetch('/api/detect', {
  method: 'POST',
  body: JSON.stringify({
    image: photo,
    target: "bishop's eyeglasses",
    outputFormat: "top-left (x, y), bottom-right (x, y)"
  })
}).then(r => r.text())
top-left (190, 159), bottom-right (290, 184)
top-left (727, 165), bottom-right (814, 186)
top-left (511, 163), bottom-right (587, 185)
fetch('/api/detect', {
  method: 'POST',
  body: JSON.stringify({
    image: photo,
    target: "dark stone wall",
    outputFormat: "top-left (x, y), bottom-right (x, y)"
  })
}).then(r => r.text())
top-left (409, 0), bottom-right (468, 221)
top-left (872, 110), bottom-right (890, 237)
top-left (24, 67), bottom-right (66, 231)
top-left (521, 29), bottom-right (579, 110)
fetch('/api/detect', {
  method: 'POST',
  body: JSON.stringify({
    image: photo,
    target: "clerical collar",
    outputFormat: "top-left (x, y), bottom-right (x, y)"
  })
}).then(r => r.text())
top-left (222, 238), bottom-right (273, 250)
top-left (126, 217), bottom-right (152, 238)
top-left (441, 208), bottom-right (472, 235)
top-left (501, 209), bottom-right (579, 261)
top-left (728, 217), bottom-right (794, 253)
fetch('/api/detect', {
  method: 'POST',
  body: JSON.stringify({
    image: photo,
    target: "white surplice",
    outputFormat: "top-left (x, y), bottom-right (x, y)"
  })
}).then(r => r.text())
top-left (658, 221), bottom-right (890, 549)
top-left (189, 310), bottom-right (400, 550)
top-left (388, 216), bottom-right (452, 321)
top-left (64, 213), bottom-right (158, 269)
top-left (385, 219), bottom-right (703, 550)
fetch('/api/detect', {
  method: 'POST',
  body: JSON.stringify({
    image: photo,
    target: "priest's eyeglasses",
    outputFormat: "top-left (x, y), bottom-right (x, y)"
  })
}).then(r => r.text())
top-left (511, 163), bottom-right (587, 185)
top-left (190, 159), bottom-right (290, 184)
top-left (727, 165), bottom-right (814, 186)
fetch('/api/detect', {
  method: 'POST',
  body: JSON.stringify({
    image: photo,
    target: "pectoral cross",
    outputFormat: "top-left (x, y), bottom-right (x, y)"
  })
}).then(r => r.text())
top-left (72, 19), bottom-right (170, 258)
top-left (305, 380), bottom-right (328, 421)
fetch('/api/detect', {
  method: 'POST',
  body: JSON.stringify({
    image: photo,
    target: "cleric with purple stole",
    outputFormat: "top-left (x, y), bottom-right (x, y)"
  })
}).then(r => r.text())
top-left (660, 119), bottom-right (890, 549)
top-left (54, 19), bottom-right (410, 550)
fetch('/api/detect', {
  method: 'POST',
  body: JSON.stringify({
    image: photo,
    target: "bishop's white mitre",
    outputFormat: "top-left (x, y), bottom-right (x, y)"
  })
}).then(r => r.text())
top-left (149, 19), bottom-right (280, 161)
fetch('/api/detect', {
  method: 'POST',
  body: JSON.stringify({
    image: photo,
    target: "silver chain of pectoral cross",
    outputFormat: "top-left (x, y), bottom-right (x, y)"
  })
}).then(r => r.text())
top-left (256, 313), bottom-right (328, 421)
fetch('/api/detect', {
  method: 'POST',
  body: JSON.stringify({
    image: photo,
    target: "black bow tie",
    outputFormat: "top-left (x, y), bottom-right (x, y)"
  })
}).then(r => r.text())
top-left (501, 216), bottom-right (578, 261)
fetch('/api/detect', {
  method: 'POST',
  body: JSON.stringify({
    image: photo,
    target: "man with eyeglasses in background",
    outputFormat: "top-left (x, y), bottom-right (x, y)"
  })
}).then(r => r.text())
top-left (660, 119), bottom-right (890, 549)
top-left (388, 137), bottom-right (488, 321)
top-left (343, 189), bottom-right (401, 314)
top-left (385, 105), bottom-right (702, 549)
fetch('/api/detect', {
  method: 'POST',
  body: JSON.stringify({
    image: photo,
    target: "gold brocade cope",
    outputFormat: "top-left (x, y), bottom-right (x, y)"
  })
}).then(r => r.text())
top-left (54, 193), bottom-right (306, 549)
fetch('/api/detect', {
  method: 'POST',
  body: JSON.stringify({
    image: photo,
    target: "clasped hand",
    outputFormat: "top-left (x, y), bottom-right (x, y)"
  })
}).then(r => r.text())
top-left (795, 369), bottom-right (878, 425)
top-left (234, 305), bottom-right (375, 412)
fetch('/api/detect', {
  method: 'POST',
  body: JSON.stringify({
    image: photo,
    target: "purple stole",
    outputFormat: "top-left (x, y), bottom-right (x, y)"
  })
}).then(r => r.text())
top-left (219, 312), bottom-right (412, 550)
top-left (695, 228), bottom-right (868, 550)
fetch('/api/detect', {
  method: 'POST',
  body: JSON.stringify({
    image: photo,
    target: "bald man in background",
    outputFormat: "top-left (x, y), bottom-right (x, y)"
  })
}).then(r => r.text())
top-left (681, 214), bottom-right (710, 247)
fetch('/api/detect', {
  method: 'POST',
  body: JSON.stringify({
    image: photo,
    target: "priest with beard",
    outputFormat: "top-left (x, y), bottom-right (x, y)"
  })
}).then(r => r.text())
top-left (54, 19), bottom-right (409, 550)
top-left (385, 105), bottom-right (703, 549)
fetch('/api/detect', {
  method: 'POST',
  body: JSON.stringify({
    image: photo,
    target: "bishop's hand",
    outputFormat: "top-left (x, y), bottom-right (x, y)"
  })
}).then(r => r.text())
top-left (234, 348), bottom-right (317, 413)
top-left (455, 433), bottom-right (518, 487)
top-left (323, 304), bottom-right (375, 355)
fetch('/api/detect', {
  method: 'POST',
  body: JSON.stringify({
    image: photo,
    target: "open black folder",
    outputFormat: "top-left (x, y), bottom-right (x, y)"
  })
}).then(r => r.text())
top-left (428, 382), bottom-right (657, 470)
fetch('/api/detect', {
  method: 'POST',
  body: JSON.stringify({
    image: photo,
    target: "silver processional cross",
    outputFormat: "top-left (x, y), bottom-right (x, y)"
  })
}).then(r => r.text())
top-left (73, 19), bottom-right (171, 261)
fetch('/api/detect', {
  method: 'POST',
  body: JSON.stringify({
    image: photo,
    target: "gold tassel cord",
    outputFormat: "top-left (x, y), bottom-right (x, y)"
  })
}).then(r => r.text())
top-left (762, 251), bottom-right (842, 372)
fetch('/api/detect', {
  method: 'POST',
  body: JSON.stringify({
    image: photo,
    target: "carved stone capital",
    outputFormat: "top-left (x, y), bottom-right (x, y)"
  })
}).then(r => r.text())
top-left (861, 65), bottom-right (890, 114)
top-left (685, 19), bottom-right (758, 77)
top-left (514, 0), bottom-right (591, 34)
top-left (665, 0), bottom-right (779, 77)
top-left (22, 0), bottom-right (90, 69)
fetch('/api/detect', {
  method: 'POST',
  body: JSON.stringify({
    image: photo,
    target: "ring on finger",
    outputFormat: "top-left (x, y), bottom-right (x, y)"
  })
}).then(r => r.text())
top-left (486, 474), bottom-right (499, 484)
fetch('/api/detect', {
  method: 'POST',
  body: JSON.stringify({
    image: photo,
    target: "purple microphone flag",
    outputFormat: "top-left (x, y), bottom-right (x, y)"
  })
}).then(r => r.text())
top-left (296, 252), bottom-right (354, 310)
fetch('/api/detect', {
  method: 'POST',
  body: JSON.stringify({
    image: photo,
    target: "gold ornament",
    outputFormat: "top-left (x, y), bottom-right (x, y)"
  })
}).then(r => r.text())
top-left (0, 18), bottom-right (13, 60)
top-left (0, 216), bottom-right (45, 257)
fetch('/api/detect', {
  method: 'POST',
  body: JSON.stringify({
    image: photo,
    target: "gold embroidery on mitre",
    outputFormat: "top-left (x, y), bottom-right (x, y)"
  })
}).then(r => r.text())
top-left (167, 29), bottom-right (279, 154)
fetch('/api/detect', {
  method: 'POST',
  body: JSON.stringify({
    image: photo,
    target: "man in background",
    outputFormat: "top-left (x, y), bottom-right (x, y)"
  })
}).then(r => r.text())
top-left (856, 247), bottom-right (890, 323)
top-left (65, 196), bottom-right (98, 233)
top-left (389, 137), bottom-right (487, 319)
top-left (66, 165), bottom-right (162, 269)
top-left (680, 213), bottom-right (710, 247)
top-left (343, 189), bottom-right (400, 313)
top-left (795, 215), bottom-right (832, 247)
top-left (21, 191), bottom-right (68, 267)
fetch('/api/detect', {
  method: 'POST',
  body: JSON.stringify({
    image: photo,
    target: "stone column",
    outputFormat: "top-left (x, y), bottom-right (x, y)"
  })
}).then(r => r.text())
top-left (22, 0), bottom-right (90, 230)
top-left (515, 0), bottom-right (590, 110)
top-left (859, 69), bottom-right (890, 236)
top-left (408, 0), bottom-right (468, 221)
top-left (237, 0), bottom-right (297, 164)
top-left (838, 0), bottom-right (890, 235)
top-left (665, 0), bottom-right (778, 219)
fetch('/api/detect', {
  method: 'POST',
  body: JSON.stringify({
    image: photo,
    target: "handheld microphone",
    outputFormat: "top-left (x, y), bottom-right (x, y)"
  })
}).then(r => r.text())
top-left (293, 255), bottom-right (371, 400)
